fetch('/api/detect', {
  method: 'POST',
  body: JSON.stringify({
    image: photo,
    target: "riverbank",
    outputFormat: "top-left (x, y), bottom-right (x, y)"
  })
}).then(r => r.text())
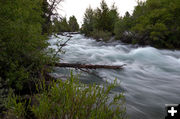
top-left (3, 74), bottom-right (126, 119)
top-left (80, 0), bottom-right (180, 50)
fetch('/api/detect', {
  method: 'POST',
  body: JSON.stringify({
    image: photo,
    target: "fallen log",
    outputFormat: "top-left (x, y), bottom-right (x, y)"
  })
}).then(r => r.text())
top-left (53, 63), bottom-right (125, 69)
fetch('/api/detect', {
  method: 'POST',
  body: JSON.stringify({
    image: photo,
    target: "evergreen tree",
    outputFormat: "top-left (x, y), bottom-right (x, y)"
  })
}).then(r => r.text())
top-left (114, 12), bottom-right (132, 39)
top-left (69, 16), bottom-right (79, 32)
top-left (81, 0), bottom-right (119, 38)
top-left (53, 17), bottom-right (70, 32)
top-left (42, 0), bottom-right (64, 34)
top-left (108, 3), bottom-right (119, 34)
top-left (81, 6), bottom-right (95, 36)
top-left (114, 0), bottom-right (180, 49)
top-left (95, 0), bottom-right (110, 31)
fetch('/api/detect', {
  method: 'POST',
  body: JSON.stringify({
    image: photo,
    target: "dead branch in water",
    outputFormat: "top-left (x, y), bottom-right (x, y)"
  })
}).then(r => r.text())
top-left (53, 63), bottom-right (126, 69)
top-left (53, 34), bottom-right (72, 58)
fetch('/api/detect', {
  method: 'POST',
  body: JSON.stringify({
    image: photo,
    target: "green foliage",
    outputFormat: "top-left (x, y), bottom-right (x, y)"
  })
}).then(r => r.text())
top-left (0, 0), bottom-right (54, 92)
top-left (114, 0), bottom-right (180, 49)
top-left (108, 4), bottom-right (119, 34)
top-left (94, 0), bottom-right (110, 31)
top-left (5, 90), bottom-right (28, 119)
top-left (42, 0), bottom-right (51, 34)
top-left (81, 0), bottom-right (119, 40)
top-left (68, 16), bottom-right (79, 32)
top-left (90, 30), bottom-right (111, 41)
top-left (53, 16), bottom-right (79, 33)
top-left (53, 0), bottom-right (180, 48)
top-left (114, 12), bottom-right (132, 39)
top-left (0, 78), bottom-right (9, 112)
top-left (5, 74), bottom-right (126, 119)
top-left (81, 6), bottom-right (95, 36)
top-left (41, 0), bottom-right (63, 34)
top-left (53, 17), bottom-right (71, 32)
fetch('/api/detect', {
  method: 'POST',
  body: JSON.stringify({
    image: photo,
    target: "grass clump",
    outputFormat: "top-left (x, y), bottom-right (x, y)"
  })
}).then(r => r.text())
top-left (4, 73), bottom-right (126, 119)
top-left (4, 90), bottom-right (28, 119)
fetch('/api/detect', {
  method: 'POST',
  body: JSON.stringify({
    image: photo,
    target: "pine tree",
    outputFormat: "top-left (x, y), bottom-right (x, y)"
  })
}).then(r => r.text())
top-left (69, 16), bottom-right (79, 32)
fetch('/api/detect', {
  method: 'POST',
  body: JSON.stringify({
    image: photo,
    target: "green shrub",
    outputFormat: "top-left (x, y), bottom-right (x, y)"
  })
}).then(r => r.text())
top-left (91, 30), bottom-right (112, 41)
top-left (4, 90), bottom-right (28, 119)
top-left (0, 0), bottom-right (54, 92)
top-left (5, 74), bottom-right (126, 119)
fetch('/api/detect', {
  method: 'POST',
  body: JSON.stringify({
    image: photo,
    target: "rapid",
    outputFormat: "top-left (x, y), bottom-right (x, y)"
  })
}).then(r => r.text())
top-left (48, 33), bottom-right (180, 119)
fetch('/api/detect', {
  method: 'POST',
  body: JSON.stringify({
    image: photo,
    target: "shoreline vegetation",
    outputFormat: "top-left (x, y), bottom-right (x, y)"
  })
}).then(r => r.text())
top-left (79, 0), bottom-right (180, 49)
top-left (4, 73), bottom-right (127, 119)
top-left (0, 0), bottom-right (126, 119)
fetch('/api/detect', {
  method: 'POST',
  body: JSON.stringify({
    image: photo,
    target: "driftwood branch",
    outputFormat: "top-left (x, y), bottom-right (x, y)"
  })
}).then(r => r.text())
top-left (53, 63), bottom-right (125, 69)
top-left (53, 34), bottom-right (72, 58)
top-left (46, 63), bottom-right (125, 80)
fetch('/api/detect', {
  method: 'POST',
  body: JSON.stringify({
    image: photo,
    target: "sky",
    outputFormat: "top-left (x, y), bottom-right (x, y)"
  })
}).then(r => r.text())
top-left (58, 0), bottom-right (138, 26)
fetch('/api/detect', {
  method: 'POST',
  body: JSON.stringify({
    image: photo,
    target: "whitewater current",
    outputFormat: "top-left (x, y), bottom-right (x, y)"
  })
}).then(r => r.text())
top-left (48, 33), bottom-right (180, 119)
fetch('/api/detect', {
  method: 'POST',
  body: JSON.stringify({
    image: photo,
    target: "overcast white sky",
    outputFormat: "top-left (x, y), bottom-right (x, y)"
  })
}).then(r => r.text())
top-left (58, 0), bottom-right (138, 25)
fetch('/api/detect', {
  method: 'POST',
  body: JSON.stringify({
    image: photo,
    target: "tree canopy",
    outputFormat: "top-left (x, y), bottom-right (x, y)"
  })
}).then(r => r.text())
top-left (53, 17), bottom-right (70, 32)
top-left (69, 15), bottom-right (79, 32)
top-left (53, 15), bottom-right (79, 33)
top-left (0, 0), bottom-right (59, 92)
top-left (82, 0), bottom-right (180, 49)
top-left (114, 0), bottom-right (180, 49)
top-left (81, 0), bottom-right (119, 39)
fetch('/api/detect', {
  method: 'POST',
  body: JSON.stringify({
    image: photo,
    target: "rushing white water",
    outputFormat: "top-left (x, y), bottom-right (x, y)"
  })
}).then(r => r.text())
top-left (49, 33), bottom-right (180, 119)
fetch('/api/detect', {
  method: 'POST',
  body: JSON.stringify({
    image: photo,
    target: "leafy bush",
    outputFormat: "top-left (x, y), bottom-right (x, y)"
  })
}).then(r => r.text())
top-left (90, 30), bottom-right (112, 41)
top-left (5, 74), bottom-right (126, 119)
top-left (0, 0), bottom-right (54, 92)
top-left (114, 0), bottom-right (180, 49)
top-left (53, 18), bottom-right (71, 33)
top-left (4, 90), bottom-right (28, 119)
top-left (114, 12), bottom-right (132, 40)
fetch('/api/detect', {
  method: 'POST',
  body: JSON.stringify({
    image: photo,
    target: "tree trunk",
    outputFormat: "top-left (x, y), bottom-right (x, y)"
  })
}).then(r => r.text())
top-left (53, 63), bottom-right (125, 69)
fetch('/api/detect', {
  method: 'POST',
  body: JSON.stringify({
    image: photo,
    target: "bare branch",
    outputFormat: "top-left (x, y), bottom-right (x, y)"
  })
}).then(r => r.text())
top-left (53, 34), bottom-right (72, 59)
top-left (53, 63), bottom-right (126, 69)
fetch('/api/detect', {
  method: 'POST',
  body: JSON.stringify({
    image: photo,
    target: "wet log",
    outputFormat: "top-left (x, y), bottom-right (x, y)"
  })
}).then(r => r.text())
top-left (53, 63), bottom-right (125, 69)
